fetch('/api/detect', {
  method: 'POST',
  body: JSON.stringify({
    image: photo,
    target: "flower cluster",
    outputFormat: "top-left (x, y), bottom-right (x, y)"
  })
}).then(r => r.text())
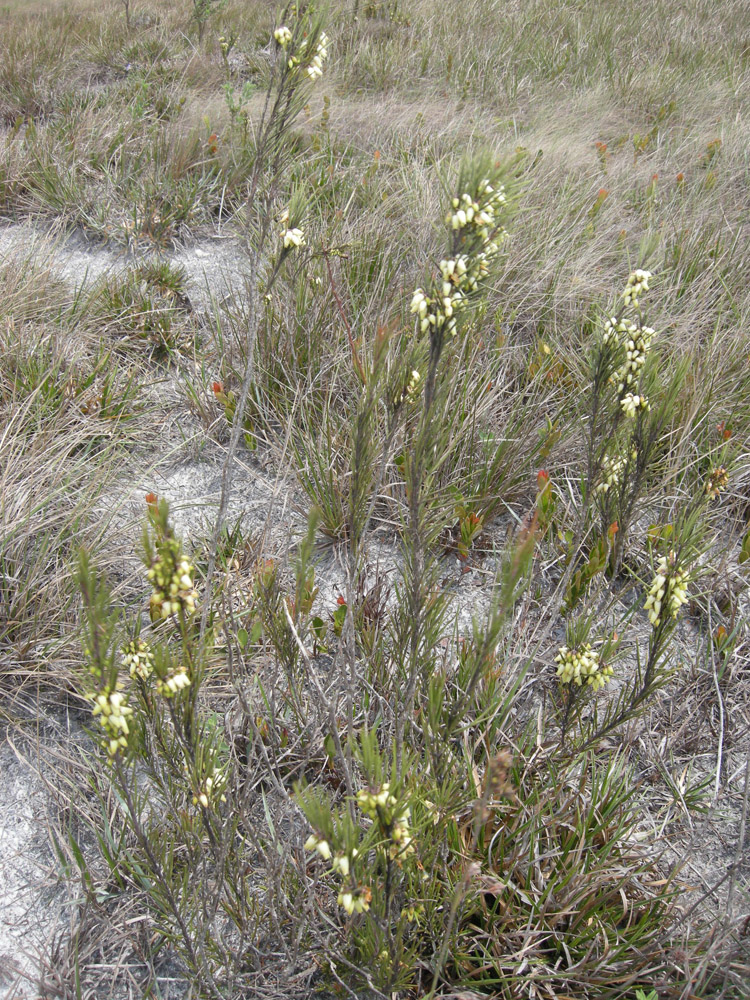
top-left (400, 368), bottom-right (421, 405)
top-left (602, 315), bottom-right (635, 348)
top-left (554, 643), bottom-right (612, 690)
top-left (155, 665), bottom-right (191, 698)
top-left (603, 272), bottom-right (657, 417)
top-left (91, 688), bottom-right (133, 757)
top-left (622, 269), bottom-right (652, 308)
top-left (410, 252), bottom-right (492, 337)
top-left (596, 452), bottom-right (626, 494)
top-left (122, 638), bottom-right (153, 681)
top-left (279, 207), bottom-right (305, 250)
top-left (147, 538), bottom-right (198, 621)
top-left (283, 29), bottom-right (329, 80)
top-left (192, 770), bottom-right (227, 809)
top-left (356, 783), bottom-right (396, 815)
top-left (410, 179), bottom-right (507, 339)
top-left (306, 31), bottom-right (329, 79)
top-left (620, 391), bottom-right (650, 419)
top-left (337, 885), bottom-right (371, 916)
top-left (705, 465), bottom-right (728, 499)
top-left (644, 552), bottom-right (689, 627)
top-left (304, 833), bottom-right (332, 860)
top-left (447, 178), bottom-right (506, 235)
top-left (304, 834), bottom-right (368, 914)
top-left (616, 324), bottom-right (656, 393)
top-left (357, 783), bottom-right (414, 861)
top-left (282, 227), bottom-right (305, 249)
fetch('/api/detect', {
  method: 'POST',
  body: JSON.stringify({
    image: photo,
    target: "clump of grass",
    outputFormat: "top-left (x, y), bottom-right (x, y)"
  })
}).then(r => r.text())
top-left (0, 255), bottom-right (144, 694)
top-left (95, 261), bottom-right (192, 350)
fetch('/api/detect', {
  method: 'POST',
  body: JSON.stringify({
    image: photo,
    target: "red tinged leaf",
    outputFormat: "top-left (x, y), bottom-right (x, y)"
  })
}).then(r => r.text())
top-left (717, 421), bottom-right (732, 440)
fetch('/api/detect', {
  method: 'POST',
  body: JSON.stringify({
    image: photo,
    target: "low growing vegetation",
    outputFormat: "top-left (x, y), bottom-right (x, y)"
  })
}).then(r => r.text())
top-left (0, 0), bottom-right (748, 997)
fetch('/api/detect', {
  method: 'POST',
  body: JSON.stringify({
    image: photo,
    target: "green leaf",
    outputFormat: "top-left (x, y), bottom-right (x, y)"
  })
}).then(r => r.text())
top-left (332, 603), bottom-right (347, 635)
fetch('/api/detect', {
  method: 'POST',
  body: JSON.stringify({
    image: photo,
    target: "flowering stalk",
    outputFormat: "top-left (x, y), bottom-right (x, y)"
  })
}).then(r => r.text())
top-left (143, 498), bottom-right (199, 622)
top-left (301, 778), bottom-right (414, 922)
top-left (78, 550), bottom-right (134, 761)
top-left (398, 158), bottom-right (511, 775)
top-left (567, 268), bottom-right (663, 583)
top-left (583, 270), bottom-right (656, 500)
top-left (643, 551), bottom-right (689, 628)
top-left (409, 174), bottom-right (508, 410)
top-left (200, 2), bottom-right (330, 642)
top-left (600, 270), bottom-right (655, 422)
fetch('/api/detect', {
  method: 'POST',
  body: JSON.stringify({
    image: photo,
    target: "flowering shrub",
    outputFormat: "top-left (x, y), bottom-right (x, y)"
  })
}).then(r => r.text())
top-left (296, 731), bottom-right (428, 984)
top-left (64, 25), bottom-right (735, 986)
top-left (6, 0), bottom-right (743, 994)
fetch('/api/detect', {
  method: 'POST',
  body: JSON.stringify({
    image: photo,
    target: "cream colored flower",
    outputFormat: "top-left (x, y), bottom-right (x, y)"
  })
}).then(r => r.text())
top-left (282, 227), bottom-right (305, 249)
top-left (304, 834), bottom-right (332, 861)
top-left (331, 854), bottom-right (350, 877)
top-left (410, 288), bottom-right (429, 318)
top-left (622, 269), bottom-right (652, 307)
top-left (90, 687), bottom-right (133, 756)
top-left (274, 25), bottom-right (292, 47)
top-left (122, 639), bottom-right (154, 680)
top-left (156, 666), bottom-right (191, 698)
top-left (338, 891), bottom-right (354, 914)
top-left (554, 643), bottom-right (609, 688)
top-left (644, 553), bottom-right (688, 626)
top-left (620, 392), bottom-right (649, 418)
